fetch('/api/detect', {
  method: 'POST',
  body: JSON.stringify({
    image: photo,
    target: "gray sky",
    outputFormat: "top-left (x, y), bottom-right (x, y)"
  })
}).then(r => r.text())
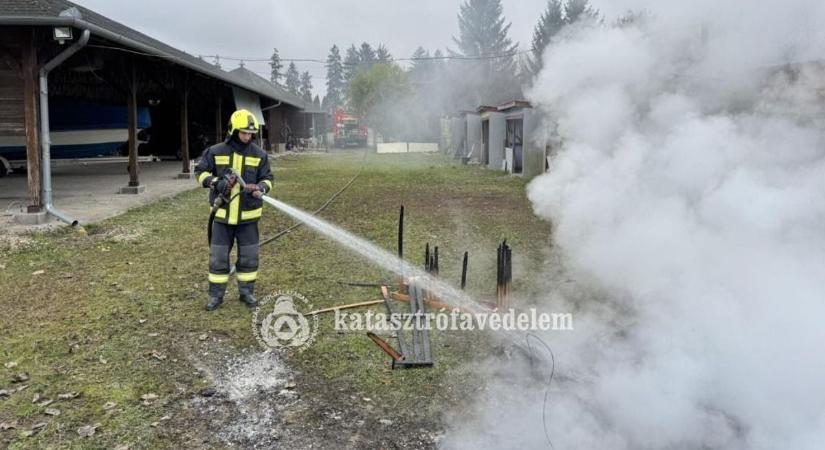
top-left (72, 0), bottom-right (619, 97)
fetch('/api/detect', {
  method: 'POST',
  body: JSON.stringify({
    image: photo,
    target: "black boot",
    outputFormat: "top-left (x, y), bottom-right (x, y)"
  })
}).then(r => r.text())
top-left (206, 296), bottom-right (223, 311)
top-left (238, 282), bottom-right (258, 308)
top-left (206, 282), bottom-right (227, 311)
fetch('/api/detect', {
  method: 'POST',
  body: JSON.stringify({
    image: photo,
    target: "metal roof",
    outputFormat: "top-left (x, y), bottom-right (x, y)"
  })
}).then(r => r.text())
top-left (0, 0), bottom-right (305, 108)
top-left (227, 67), bottom-right (307, 109)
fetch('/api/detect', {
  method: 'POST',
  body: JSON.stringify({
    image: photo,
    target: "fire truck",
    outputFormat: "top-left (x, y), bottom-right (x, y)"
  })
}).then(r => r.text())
top-left (332, 108), bottom-right (368, 147)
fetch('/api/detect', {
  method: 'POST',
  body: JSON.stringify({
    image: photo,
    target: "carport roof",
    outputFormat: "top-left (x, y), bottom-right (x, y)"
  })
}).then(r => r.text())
top-left (228, 67), bottom-right (307, 110)
top-left (0, 0), bottom-right (305, 108)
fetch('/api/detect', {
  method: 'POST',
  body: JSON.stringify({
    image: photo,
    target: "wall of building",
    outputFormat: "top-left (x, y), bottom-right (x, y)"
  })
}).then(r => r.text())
top-left (465, 113), bottom-right (482, 162)
top-left (0, 31), bottom-right (25, 141)
top-left (521, 108), bottom-right (547, 180)
top-left (449, 117), bottom-right (466, 158)
top-left (487, 112), bottom-right (506, 171)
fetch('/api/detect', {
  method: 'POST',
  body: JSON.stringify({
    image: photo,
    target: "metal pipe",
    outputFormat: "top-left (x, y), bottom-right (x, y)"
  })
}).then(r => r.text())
top-left (261, 101), bottom-right (282, 111)
top-left (45, 204), bottom-right (79, 227)
top-left (40, 28), bottom-right (90, 226)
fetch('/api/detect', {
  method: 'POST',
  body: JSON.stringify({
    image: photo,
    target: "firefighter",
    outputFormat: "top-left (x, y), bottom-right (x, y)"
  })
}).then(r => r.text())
top-left (195, 109), bottom-right (273, 311)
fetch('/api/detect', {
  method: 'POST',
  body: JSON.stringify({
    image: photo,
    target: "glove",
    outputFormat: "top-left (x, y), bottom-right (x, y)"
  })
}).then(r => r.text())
top-left (244, 183), bottom-right (265, 199)
top-left (214, 178), bottom-right (234, 196)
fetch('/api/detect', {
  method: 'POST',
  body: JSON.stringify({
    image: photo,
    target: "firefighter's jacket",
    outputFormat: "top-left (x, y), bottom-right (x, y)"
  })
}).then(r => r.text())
top-left (195, 137), bottom-right (274, 225)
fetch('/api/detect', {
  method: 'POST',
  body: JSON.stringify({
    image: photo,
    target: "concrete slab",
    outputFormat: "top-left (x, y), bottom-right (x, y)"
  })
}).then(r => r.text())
top-left (13, 211), bottom-right (48, 225)
top-left (408, 143), bottom-right (438, 153)
top-left (119, 185), bottom-right (146, 194)
top-left (1, 161), bottom-right (197, 232)
top-left (377, 143), bottom-right (408, 154)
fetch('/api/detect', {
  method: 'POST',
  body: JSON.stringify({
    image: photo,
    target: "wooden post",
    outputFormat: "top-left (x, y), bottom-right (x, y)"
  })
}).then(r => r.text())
top-left (22, 30), bottom-right (41, 212)
top-left (180, 81), bottom-right (190, 173)
top-left (127, 65), bottom-right (139, 187)
top-left (215, 95), bottom-right (222, 144)
top-left (267, 107), bottom-right (276, 153)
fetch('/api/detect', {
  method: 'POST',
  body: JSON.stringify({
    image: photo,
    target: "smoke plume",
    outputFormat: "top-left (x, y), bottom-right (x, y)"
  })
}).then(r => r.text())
top-left (443, 1), bottom-right (825, 448)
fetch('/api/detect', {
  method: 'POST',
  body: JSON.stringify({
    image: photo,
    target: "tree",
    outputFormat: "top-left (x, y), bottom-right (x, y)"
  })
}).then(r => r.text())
top-left (325, 45), bottom-right (345, 111)
top-left (269, 47), bottom-right (283, 85)
top-left (565, 0), bottom-right (599, 24)
top-left (614, 9), bottom-right (649, 28)
top-left (432, 49), bottom-right (446, 70)
top-left (285, 62), bottom-right (300, 96)
top-left (300, 71), bottom-right (313, 103)
top-left (410, 46), bottom-right (430, 71)
top-left (450, 0), bottom-right (519, 106)
top-left (408, 46), bottom-right (433, 87)
top-left (313, 95), bottom-right (321, 110)
top-left (529, 0), bottom-right (565, 75)
top-left (358, 42), bottom-right (376, 66)
top-left (405, 47), bottom-right (450, 142)
top-left (376, 44), bottom-right (392, 63)
top-left (343, 44), bottom-right (360, 84)
top-left (348, 63), bottom-right (410, 139)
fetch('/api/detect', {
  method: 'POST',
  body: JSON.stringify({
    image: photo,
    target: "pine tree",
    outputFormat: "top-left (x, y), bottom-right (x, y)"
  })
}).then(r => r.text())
top-left (411, 46), bottom-right (428, 62)
top-left (408, 47), bottom-right (431, 84)
top-left (529, 0), bottom-right (565, 75)
top-left (300, 71), bottom-right (313, 103)
top-left (325, 45), bottom-right (345, 110)
top-left (432, 49), bottom-right (446, 70)
top-left (313, 95), bottom-right (321, 110)
top-left (269, 47), bottom-right (283, 85)
top-left (614, 9), bottom-right (648, 28)
top-left (565, 0), bottom-right (599, 24)
top-left (343, 44), bottom-right (360, 84)
top-left (285, 62), bottom-right (300, 96)
top-left (376, 44), bottom-right (392, 63)
top-left (358, 42), bottom-right (376, 66)
top-left (451, 0), bottom-right (519, 105)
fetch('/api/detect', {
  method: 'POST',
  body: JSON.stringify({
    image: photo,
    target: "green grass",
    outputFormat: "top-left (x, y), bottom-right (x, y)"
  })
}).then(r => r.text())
top-left (0, 151), bottom-right (552, 448)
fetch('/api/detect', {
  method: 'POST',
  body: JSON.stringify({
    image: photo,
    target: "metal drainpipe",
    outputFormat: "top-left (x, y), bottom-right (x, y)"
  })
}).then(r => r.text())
top-left (40, 28), bottom-right (90, 227)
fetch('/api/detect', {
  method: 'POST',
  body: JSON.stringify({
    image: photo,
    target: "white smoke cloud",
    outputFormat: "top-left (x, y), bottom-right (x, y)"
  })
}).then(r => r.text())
top-left (442, 1), bottom-right (825, 449)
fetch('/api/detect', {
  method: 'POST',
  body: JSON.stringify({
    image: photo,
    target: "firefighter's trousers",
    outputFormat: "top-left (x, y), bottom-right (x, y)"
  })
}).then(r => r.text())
top-left (208, 221), bottom-right (259, 298)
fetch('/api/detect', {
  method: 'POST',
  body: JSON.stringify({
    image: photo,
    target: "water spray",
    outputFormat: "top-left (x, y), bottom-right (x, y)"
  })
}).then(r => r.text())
top-left (258, 194), bottom-right (482, 312)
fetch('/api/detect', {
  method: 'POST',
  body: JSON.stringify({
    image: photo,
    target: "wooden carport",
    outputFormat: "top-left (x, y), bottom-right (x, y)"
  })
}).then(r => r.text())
top-left (0, 0), bottom-right (304, 225)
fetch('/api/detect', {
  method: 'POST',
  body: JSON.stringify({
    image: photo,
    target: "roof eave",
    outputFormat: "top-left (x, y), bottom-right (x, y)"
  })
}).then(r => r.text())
top-left (0, 16), bottom-right (304, 109)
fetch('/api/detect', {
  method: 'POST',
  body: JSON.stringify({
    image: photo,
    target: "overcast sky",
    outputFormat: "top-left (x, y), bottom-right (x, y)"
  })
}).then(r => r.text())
top-left (72, 0), bottom-right (622, 97)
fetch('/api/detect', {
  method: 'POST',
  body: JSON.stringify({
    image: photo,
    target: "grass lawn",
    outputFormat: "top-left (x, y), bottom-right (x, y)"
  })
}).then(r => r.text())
top-left (0, 151), bottom-right (552, 449)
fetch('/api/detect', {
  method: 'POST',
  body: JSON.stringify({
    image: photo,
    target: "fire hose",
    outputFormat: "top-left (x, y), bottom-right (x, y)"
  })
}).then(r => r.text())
top-left (259, 148), bottom-right (368, 247)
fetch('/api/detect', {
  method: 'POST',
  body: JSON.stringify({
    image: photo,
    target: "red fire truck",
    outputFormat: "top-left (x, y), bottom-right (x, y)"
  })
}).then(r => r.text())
top-left (332, 108), bottom-right (368, 147)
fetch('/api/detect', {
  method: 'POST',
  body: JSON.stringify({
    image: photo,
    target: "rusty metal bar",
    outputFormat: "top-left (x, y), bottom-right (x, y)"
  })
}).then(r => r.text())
top-left (367, 332), bottom-right (403, 361)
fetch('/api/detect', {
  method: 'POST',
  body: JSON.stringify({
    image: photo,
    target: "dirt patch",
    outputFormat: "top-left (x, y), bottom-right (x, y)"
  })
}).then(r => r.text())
top-left (90, 225), bottom-right (146, 243)
top-left (0, 233), bottom-right (37, 253)
top-left (178, 344), bottom-right (443, 449)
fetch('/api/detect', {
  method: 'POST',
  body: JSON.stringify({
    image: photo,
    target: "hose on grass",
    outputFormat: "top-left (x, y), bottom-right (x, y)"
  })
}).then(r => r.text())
top-left (259, 149), bottom-right (368, 247)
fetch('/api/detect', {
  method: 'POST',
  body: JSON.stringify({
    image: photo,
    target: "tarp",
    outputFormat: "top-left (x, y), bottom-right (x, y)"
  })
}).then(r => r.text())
top-left (232, 87), bottom-right (266, 126)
